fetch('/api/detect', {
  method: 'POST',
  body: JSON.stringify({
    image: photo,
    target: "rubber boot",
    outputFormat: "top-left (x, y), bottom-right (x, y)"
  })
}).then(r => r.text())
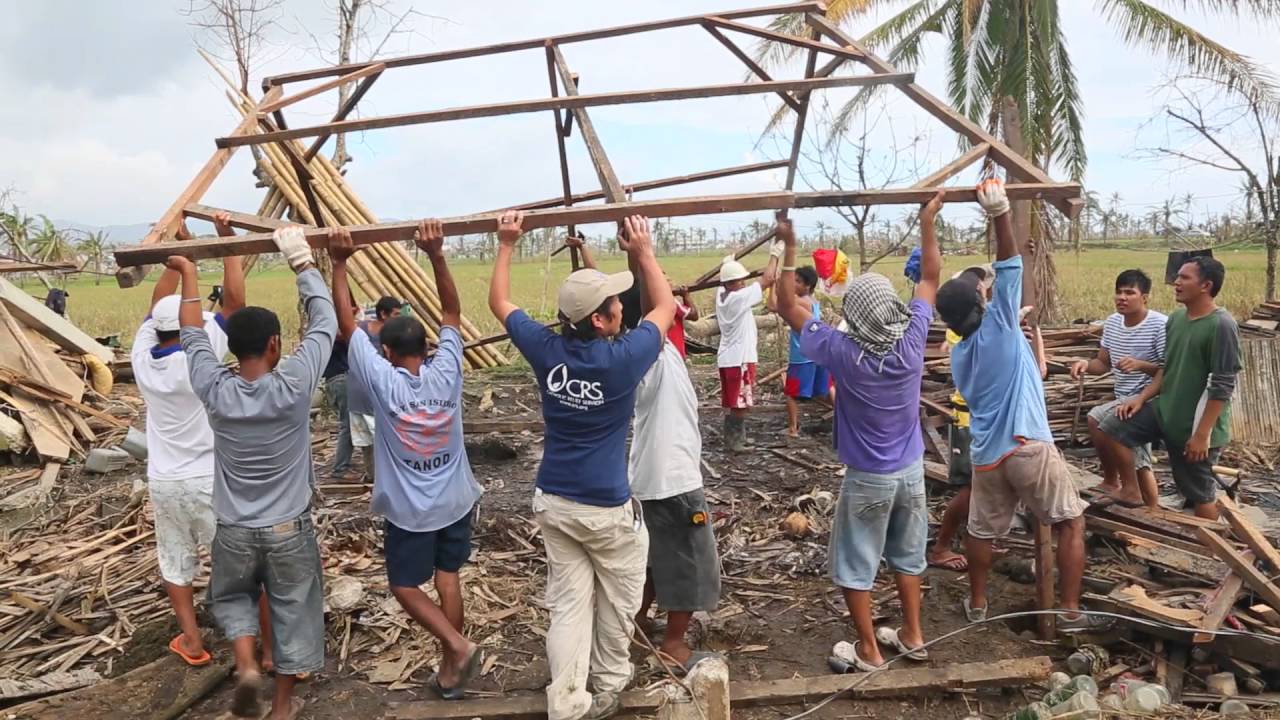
top-left (724, 415), bottom-right (746, 453)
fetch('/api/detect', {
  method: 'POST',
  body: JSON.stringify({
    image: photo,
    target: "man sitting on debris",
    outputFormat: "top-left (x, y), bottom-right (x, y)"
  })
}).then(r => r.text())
top-left (1071, 269), bottom-right (1167, 509)
top-left (776, 196), bottom-right (941, 671)
top-left (133, 212), bottom-right (267, 669)
top-left (714, 244), bottom-right (781, 451)
top-left (327, 221), bottom-right (483, 700)
top-left (348, 294), bottom-right (403, 478)
top-left (622, 252), bottom-right (722, 674)
top-left (935, 179), bottom-right (1098, 631)
top-left (489, 211), bottom-right (675, 720)
top-left (1099, 257), bottom-right (1240, 520)
top-left (170, 225), bottom-right (333, 720)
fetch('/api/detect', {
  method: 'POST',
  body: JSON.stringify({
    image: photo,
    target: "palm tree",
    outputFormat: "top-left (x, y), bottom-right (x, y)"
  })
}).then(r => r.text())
top-left (77, 230), bottom-right (110, 285)
top-left (760, 0), bottom-right (1280, 317)
top-left (31, 216), bottom-right (76, 264)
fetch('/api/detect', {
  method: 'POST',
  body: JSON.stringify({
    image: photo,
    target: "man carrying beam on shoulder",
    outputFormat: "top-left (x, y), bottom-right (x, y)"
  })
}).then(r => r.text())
top-left (934, 179), bottom-right (1101, 632)
top-left (327, 221), bottom-right (483, 700)
top-left (167, 226), bottom-right (333, 720)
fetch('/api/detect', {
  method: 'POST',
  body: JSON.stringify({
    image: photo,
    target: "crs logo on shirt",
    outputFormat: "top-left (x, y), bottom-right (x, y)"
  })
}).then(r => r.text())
top-left (546, 363), bottom-right (604, 409)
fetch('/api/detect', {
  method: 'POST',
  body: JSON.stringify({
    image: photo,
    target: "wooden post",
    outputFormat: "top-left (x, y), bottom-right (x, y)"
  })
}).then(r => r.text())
top-left (657, 657), bottom-right (730, 720)
top-left (1034, 521), bottom-right (1055, 639)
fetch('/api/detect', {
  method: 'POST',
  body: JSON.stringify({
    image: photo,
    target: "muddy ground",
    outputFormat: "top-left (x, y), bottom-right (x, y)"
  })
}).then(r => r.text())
top-left (20, 360), bottom-right (1153, 719)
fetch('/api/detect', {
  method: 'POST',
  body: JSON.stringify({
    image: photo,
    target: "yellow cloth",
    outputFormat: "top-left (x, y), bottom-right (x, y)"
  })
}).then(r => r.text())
top-left (944, 329), bottom-right (970, 427)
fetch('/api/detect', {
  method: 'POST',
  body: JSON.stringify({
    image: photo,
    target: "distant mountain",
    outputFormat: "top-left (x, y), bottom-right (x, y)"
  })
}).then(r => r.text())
top-left (50, 220), bottom-right (153, 245)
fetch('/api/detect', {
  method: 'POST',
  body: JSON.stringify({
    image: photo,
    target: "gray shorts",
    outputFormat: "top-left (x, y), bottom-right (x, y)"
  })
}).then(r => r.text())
top-left (1098, 401), bottom-right (1222, 507)
top-left (642, 489), bottom-right (721, 612)
top-left (829, 461), bottom-right (927, 591)
top-left (210, 513), bottom-right (325, 676)
top-left (1088, 400), bottom-right (1152, 469)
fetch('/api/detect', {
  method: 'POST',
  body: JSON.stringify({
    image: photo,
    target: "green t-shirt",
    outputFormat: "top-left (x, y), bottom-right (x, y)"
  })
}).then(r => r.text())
top-left (1155, 307), bottom-right (1241, 448)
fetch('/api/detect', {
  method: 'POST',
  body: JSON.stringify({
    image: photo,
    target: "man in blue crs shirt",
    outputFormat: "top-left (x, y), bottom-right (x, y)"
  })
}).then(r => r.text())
top-left (328, 221), bottom-right (484, 701)
top-left (489, 211), bottom-right (676, 720)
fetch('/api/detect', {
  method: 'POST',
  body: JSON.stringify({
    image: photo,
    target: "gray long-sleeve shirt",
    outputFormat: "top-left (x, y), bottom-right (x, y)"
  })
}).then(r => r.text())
top-left (180, 269), bottom-right (337, 527)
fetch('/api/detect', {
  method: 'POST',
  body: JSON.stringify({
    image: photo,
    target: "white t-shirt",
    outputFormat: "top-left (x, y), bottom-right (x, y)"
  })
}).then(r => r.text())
top-left (715, 283), bottom-right (763, 368)
top-left (132, 312), bottom-right (228, 482)
top-left (628, 342), bottom-right (703, 501)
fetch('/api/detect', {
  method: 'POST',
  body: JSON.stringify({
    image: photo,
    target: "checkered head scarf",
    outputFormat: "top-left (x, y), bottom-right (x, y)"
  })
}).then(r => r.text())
top-left (840, 272), bottom-right (912, 366)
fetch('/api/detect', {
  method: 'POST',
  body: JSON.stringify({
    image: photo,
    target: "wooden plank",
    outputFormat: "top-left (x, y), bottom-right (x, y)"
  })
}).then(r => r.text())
top-left (1035, 522), bottom-right (1056, 639)
top-left (263, 2), bottom-right (826, 86)
top-left (508, 160), bottom-right (789, 211)
top-left (1197, 526), bottom-right (1280, 613)
top-left (1194, 573), bottom-right (1245, 643)
top-left (0, 669), bottom-right (100, 702)
top-left (184, 204), bottom-right (290, 232)
top-left (122, 184), bottom-right (1077, 267)
top-left (303, 67), bottom-right (384, 161)
top-left (704, 15), bottom-right (864, 62)
top-left (1218, 495), bottom-right (1280, 571)
top-left (1089, 593), bottom-right (1280, 670)
top-left (914, 143), bottom-right (990, 188)
top-left (782, 30), bottom-right (821, 194)
top-left (116, 85), bottom-right (282, 288)
top-left (549, 46), bottom-right (627, 202)
top-left (217, 74), bottom-right (916, 148)
top-left (256, 62), bottom-right (385, 114)
top-left (1114, 531), bottom-right (1227, 581)
top-left (1107, 584), bottom-right (1204, 626)
top-left (702, 24), bottom-right (802, 112)
top-left (9, 591), bottom-right (89, 635)
top-left (1085, 515), bottom-right (1208, 556)
top-left (0, 278), bottom-right (114, 363)
top-left (387, 657), bottom-right (1051, 719)
top-left (802, 13), bottom-right (1082, 219)
top-left (0, 261), bottom-right (78, 274)
top-left (544, 44), bottom-right (579, 238)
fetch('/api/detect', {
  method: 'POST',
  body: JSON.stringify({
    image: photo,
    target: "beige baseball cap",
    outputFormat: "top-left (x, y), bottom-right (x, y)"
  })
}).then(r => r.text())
top-left (951, 262), bottom-right (995, 291)
top-left (558, 269), bottom-right (634, 323)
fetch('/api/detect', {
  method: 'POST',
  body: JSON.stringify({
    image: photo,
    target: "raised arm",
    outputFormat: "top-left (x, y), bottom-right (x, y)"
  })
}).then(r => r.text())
top-left (488, 211), bottom-right (524, 324)
top-left (415, 219), bottom-right (460, 329)
top-left (619, 215), bottom-right (675, 336)
top-left (213, 212), bottom-right (246, 315)
top-left (774, 219), bottom-right (812, 333)
top-left (327, 226), bottom-right (359, 343)
top-left (758, 238), bottom-right (784, 291)
top-left (915, 191), bottom-right (944, 305)
top-left (277, 226), bottom-right (336, 389)
top-left (565, 233), bottom-right (596, 270)
top-left (150, 223), bottom-right (192, 310)
top-left (977, 179), bottom-right (1016, 261)
top-left (678, 286), bottom-right (699, 321)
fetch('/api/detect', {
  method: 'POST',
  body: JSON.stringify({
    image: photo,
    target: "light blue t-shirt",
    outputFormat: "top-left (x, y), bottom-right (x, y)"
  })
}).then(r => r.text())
top-left (950, 256), bottom-right (1052, 467)
top-left (348, 324), bottom-right (482, 532)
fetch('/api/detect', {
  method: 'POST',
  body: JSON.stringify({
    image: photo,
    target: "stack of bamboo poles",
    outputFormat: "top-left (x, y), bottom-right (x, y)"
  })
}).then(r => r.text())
top-left (208, 62), bottom-right (506, 370)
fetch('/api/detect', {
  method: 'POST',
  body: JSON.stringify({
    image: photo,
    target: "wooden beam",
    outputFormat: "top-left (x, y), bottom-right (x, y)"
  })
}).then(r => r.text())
top-left (0, 261), bottom-right (77, 274)
top-left (694, 227), bottom-right (776, 285)
top-left (509, 160), bottom-right (789, 211)
top-left (184, 204), bottom-right (290, 232)
top-left (544, 44), bottom-right (579, 239)
top-left (1197, 527), bottom-right (1280, 614)
top-left (303, 68), bottom-right (384, 161)
top-left (782, 29), bottom-right (822, 195)
top-left (386, 657), bottom-right (1051, 719)
top-left (257, 63), bottom-right (385, 115)
top-left (802, 13), bottom-right (1082, 219)
top-left (703, 15), bottom-right (864, 62)
top-left (120, 184), bottom-right (1080, 266)
top-left (702, 24), bottom-right (802, 112)
top-left (217, 74), bottom-right (916, 148)
top-left (263, 2), bottom-right (826, 86)
top-left (0, 277), bottom-right (114, 363)
top-left (116, 85), bottom-right (283, 288)
top-left (1194, 573), bottom-right (1245, 644)
top-left (1035, 521), bottom-right (1056, 639)
top-left (1218, 495), bottom-right (1280, 571)
top-left (914, 143), bottom-right (990, 188)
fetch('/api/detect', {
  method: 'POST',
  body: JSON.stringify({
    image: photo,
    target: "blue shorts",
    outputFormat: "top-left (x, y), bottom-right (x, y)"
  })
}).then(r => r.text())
top-left (384, 509), bottom-right (475, 588)
top-left (829, 461), bottom-right (927, 591)
top-left (784, 362), bottom-right (830, 399)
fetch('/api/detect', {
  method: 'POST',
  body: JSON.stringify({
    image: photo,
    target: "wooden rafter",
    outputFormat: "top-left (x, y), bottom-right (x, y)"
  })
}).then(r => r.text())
top-left (257, 63), bottom-right (385, 115)
top-left (509, 160), bottom-right (788, 211)
top-left (303, 68), bottom-right (384, 161)
top-left (702, 23), bottom-right (803, 112)
top-left (703, 16), bottom-right (863, 61)
top-left (116, 183), bottom-right (1081, 267)
top-left (914, 143), bottom-right (991, 188)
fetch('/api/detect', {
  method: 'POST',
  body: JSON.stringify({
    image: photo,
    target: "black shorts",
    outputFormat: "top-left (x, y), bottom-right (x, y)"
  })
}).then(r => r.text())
top-left (642, 489), bottom-right (721, 613)
top-left (1098, 400), bottom-right (1222, 506)
top-left (383, 509), bottom-right (475, 588)
top-left (948, 424), bottom-right (972, 487)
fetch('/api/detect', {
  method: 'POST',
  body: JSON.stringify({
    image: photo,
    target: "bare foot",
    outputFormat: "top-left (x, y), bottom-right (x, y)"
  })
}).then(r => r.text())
top-left (784, 428), bottom-right (800, 438)
top-left (270, 696), bottom-right (305, 720)
top-left (231, 669), bottom-right (262, 718)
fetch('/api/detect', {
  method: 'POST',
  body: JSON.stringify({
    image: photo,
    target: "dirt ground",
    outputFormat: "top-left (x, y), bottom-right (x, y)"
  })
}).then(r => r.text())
top-left (23, 360), bottom-right (1102, 719)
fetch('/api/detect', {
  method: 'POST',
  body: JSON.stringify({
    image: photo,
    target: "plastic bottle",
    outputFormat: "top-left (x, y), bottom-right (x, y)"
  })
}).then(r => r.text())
top-left (1048, 691), bottom-right (1100, 719)
top-left (1099, 693), bottom-right (1124, 713)
top-left (1111, 678), bottom-right (1170, 706)
top-left (1009, 701), bottom-right (1053, 720)
top-left (1220, 699), bottom-right (1251, 716)
top-left (1120, 686), bottom-right (1162, 714)
top-left (1048, 671), bottom-right (1072, 691)
top-left (1065, 645), bottom-right (1109, 676)
top-left (1043, 676), bottom-right (1100, 706)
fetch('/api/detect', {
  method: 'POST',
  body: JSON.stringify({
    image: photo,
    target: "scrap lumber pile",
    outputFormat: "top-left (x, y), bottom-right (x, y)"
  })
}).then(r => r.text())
top-left (0, 278), bottom-right (133, 508)
top-left (1243, 301), bottom-right (1280, 336)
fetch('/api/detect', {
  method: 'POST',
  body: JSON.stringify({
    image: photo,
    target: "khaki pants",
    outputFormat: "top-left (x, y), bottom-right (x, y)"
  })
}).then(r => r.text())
top-left (534, 490), bottom-right (648, 720)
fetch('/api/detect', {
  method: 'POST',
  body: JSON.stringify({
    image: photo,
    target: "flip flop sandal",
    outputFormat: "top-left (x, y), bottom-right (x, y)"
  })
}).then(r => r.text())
top-left (168, 634), bottom-right (212, 667)
top-left (1091, 495), bottom-right (1144, 510)
top-left (962, 597), bottom-right (988, 623)
top-left (927, 554), bottom-right (968, 571)
top-left (828, 640), bottom-right (881, 673)
top-left (430, 647), bottom-right (483, 701)
top-left (874, 626), bottom-right (928, 661)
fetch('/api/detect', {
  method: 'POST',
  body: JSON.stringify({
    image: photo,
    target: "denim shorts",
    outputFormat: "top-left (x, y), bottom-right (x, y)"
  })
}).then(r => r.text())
top-left (829, 460), bottom-right (927, 591)
top-left (210, 512), bottom-right (325, 676)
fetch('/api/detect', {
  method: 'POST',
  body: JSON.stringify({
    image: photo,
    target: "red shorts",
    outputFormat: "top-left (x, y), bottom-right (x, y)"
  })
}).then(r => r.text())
top-left (718, 363), bottom-right (757, 410)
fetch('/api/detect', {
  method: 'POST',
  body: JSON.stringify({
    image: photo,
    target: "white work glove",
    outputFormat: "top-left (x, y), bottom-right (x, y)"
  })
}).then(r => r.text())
top-left (273, 225), bottom-right (314, 271)
top-left (976, 178), bottom-right (1011, 218)
top-left (768, 239), bottom-right (786, 260)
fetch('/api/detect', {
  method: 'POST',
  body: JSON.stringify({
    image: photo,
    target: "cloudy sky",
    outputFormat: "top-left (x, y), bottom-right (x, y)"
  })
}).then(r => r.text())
top-left (2, 1), bottom-right (1277, 239)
